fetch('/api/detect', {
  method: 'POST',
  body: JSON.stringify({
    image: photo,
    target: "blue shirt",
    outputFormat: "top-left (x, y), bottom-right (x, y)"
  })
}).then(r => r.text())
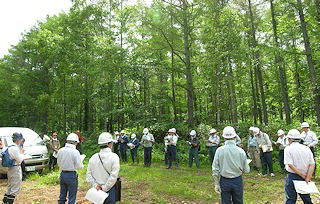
top-left (248, 135), bottom-right (258, 148)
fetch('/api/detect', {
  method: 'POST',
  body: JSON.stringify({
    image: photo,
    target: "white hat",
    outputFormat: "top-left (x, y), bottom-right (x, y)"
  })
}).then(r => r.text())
top-left (190, 130), bottom-right (196, 136)
top-left (209, 128), bottom-right (216, 134)
top-left (168, 128), bottom-right (175, 133)
top-left (223, 126), bottom-right (236, 139)
top-left (277, 129), bottom-right (285, 136)
top-left (120, 130), bottom-right (125, 134)
top-left (287, 129), bottom-right (301, 139)
top-left (171, 128), bottom-right (177, 134)
top-left (67, 133), bottom-right (79, 143)
top-left (143, 128), bottom-right (149, 134)
top-left (115, 131), bottom-right (119, 135)
top-left (131, 133), bottom-right (136, 139)
top-left (249, 127), bottom-right (255, 131)
top-left (252, 127), bottom-right (260, 134)
top-left (301, 122), bottom-right (309, 128)
top-left (98, 132), bottom-right (113, 144)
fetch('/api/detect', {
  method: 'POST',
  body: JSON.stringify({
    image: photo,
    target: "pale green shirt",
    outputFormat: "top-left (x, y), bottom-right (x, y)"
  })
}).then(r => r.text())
top-left (212, 140), bottom-right (250, 185)
top-left (140, 133), bottom-right (155, 147)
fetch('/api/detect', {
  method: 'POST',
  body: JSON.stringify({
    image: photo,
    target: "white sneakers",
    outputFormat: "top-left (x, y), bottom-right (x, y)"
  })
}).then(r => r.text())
top-left (270, 173), bottom-right (275, 177)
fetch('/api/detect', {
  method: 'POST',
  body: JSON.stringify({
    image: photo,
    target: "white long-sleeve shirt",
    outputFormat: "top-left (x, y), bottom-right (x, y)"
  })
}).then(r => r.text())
top-left (8, 144), bottom-right (23, 165)
top-left (87, 148), bottom-right (120, 192)
top-left (57, 143), bottom-right (84, 171)
top-left (301, 130), bottom-right (318, 147)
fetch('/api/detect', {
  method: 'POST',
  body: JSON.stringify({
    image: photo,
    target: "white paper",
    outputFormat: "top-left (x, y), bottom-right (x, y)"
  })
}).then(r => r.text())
top-left (293, 181), bottom-right (320, 194)
top-left (85, 187), bottom-right (109, 204)
top-left (80, 154), bottom-right (86, 162)
top-left (53, 151), bottom-right (58, 158)
top-left (127, 143), bottom-right (135, 149)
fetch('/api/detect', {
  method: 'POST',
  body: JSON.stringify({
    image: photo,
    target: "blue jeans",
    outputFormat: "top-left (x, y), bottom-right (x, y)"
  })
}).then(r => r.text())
top-left (220, 176), bottom-right (244, 204)
top-left (260, 151), bottom-right (273, 175)
top-left (59, 171), bottom-right (78, 204)
top-left (285, 173), bottom-right (312, 204)
top-left (103, 184), bottom-right (116, 204)
top-left (131, 148), bottom-right (138, 163)
top-left (144, 147), bottom-right (152, 167)
top-left (120, 144), bottom-right (128, 162)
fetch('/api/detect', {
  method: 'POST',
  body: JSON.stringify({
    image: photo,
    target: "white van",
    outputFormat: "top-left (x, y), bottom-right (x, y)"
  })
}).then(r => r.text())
top-left (0, 127), bottom-right (49, 177)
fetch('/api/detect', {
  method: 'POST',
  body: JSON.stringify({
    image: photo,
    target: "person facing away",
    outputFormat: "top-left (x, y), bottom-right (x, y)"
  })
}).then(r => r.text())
top-left (188, 130), bottom-right (200, 168)
top-left (284, 129), bottom-right (315, 204)
top-left (247, 126), bottom-right (261, 172)
top-left (207, 128), bottom-right (220, 166)
top-left (212, 126), bottom-right (250, 204)
top-left (165, 128), bottom-right (179, 169)
top-left (87, 132), bottom-right (120, 204)
top-left (49, 132), bottom-right (60, 171)
top-left (2, 133), bottom-right (26, 204)
top-left (119, 130), bottom-right (129, 162)
top-left (129, 133), bottom-right (140, 164)
top-left (140, 128), bottom-right (155, 167)
top-left (275, 129), bottom-right (288, 172)
top-left (57, 133), bottom-right (84, 204)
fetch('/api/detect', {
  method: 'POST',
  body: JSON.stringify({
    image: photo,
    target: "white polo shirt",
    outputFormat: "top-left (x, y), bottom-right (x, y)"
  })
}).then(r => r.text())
top-left (284, 142), bottom-right (315, 175)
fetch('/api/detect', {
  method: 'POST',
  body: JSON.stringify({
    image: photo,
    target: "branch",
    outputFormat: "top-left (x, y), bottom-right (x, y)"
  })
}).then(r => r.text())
top-left (161, 0), bottom-right (183, 9)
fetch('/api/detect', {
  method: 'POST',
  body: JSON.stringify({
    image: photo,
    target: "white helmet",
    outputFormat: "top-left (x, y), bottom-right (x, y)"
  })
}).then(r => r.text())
top-left (120, 130), bottom-right (125, 134)
top-left (277, 129), bottom-right (285, 136)
top-left (301, 122), bottom-right (309, 128)
top-left (223, 126), bottom-right (236, 138)
top-left (171, 128), bottom-right (177, 134)
top-left (168, 128), bottom-right (175, 133)
top-left (249, 127), bottom-right (255, 131)
top-left (143, 128), bottom-right (149, 134)
top-left (67, 133), bottom-right (79, 143)
top-left (115, 131), bottom-right (119, 135)
top-left (43, 135), bottom-right (51, 142)
top-left (287, 129), bottom-right (301, 139)
top-left (252, 127), bottom-right (260, 134)
top-left (98, 132), bottom-right (113, 144)
top-left (209, 128), bottom-right (216, 134)
top-left (131, 133), bottom-right (136, 139)
top-left (190, 130), bottom-right (196, 136)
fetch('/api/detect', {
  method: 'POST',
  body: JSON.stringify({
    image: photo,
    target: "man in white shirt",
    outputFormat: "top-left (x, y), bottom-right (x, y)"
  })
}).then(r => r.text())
top-left (165, 128), bottom-right (179, 169)
top-left (87, 132), bottom-right (120, 204)
top-left (140, 128), bottom-right (155, 167)
top-left (275, 129), bottom-right (288, 171)
top-left (3, 133), bottom-right (25, 204)
top-left (207, 128), bottom-right (220, 166)
top-left (284, 129), bottom-right (315, 204)
top-left (57, 133), bottom-right (84, 204)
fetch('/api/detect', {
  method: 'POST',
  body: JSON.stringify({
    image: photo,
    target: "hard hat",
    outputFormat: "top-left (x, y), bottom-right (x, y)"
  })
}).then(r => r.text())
top-left (171, 128), bottom-right (177, 134)
top-left (131, 133), bottom-right (136, 139)
top-left (223, 126), bottom-right (236, 138)
top-left (249, 127), bottom-right (255, 131)
top-left (252, 127), bottom-right (260, 134)
top-left (209, 128), bottom-right (216, 134)
top-left (287, 129), bottom-right (301, 139)
top-left (98, 132), bottom-right (113, 144)
top-left (115, 131), bottom-right (119, 135)
top-left (277, 129), bottom-right (285, 136)
top-left (120, 130), bottom-right (125, 134)
top-left (43, 135), bottom-right (51, 142)
top-left (190, 130), bottom-right (196, 136)
top-left (143, 128), bottom-right (149, 134)
top-left (301, 122), bottom-right (309, 128)
top-left (67, 133), bottom-right (79, 143)
top-left (168, 128), bottom-right (175, 133)
top-left (12, 132), bottom-right (24, 142)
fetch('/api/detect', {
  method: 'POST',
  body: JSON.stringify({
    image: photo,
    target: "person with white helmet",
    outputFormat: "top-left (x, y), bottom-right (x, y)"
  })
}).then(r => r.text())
top-left (128, 133), bottom-right (140, 164)
top-left (119, 130), bottom-right (129, 162)
top-left (247, 127), bottom-right (261, 172)
top-left (57, 133), bottom-right (84, 204)
top-left (140, 128), bottom-right (155, 167)
top-left (284, 129), bottom-right (315, 204)
top-left (253, 127), bottom-right (275, 176)
top-left (165, 128), bottom-right (179, 169)
top-left (188, 130), bottom-right (200, 168)
top-left (113, 131), bottom-right (120, 157)
top-left (275, 129), bottom-right (288, 172)
top-left (207, 128), bottom-right (220, 165)
top-left (87, 132), bottom-right (120, 204)
top-left (212, 126), bottom-right (250, 204)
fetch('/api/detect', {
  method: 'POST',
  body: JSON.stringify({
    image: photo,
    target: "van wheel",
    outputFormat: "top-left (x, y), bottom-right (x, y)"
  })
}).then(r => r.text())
top-left (0, 174), bottom-right (7, 179)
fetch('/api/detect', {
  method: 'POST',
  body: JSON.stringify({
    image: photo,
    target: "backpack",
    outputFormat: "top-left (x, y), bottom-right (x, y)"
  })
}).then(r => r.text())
top-left (1, 145), bottom-right (15, 167)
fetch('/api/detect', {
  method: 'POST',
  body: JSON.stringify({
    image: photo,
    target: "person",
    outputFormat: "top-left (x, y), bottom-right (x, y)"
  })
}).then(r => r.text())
top-left (235, 134), bottom-right (242, 146)
top-left (87, 132), bottom-right (120, 204)
top-left (300, 122), bottom-right (318, 176)
top-left (57, 133), bottom-right (84, 204)
top-left (19, 138), bottom-right (27, 181)
top-left (129, 133), bottom-right (140, 164)
top-left (165, 128), bottom-right (179, 169)
top-left (275, 129), bottom-right (288, 172)
top-left (247, 127), bottom-right (261, 172)
top-left (212, 126), bottom-right (250, 204)
top-left (113, 131), bottom-right (120, 156)
top-left (284, 129), bottom-right (315, 204)
top-left (140, 128), bottom-right (155, 167)
top-left (207, 128), bottom-right (220, 166)
top-left (164, 134), bottom-right (169, 166)
top-left (2, 133), bottom-right (25, 204)
top-left (188, 130), bottom-right (200, 168)
top-left (119, 130), bottom-right (129, 162)
top-left (49, 132), bottom-right (60, 171)
top-left (75, 130), bottom-right (84, 154)
top-left (253, 127), bottom-right (275, 177)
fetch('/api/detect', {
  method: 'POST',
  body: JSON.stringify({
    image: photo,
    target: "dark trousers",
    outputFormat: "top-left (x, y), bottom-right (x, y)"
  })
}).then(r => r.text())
top-left (103, 184), bottom-right (116, 204)
top-left (49, 153), bottom-right (57, 170)
top-left (285, 173), bottom-right (312, 204)
top-left (130, 148), bottom-right (138, 164)
top-left (113, 144), bottom-right (120, 156)
top-left (167, 145), bottom-right (177, 168)
top-left (76, 144), bottom-right (81, 154)
top-left (120, 145), bottom-right (127, 162)
top-left (21, 161), bottom-right (26, 179)
top-left (279, 150), bottom-right (285, 170)
top-left (144, 147), bottom-right (152, 167)
top-left (59, 171), bottom-right (78, 204)
top-left (164, 148), bottom-right (169, 165)
top-left (310, 147), bottom-right (316, 176)
top-left (220, 176), bottom-right (244, 204)
top-left (208, 146), bottom-right (218, 165)
top-left (260, 151), bottom-right (273, 175)
top-left (188, 147), bottom-right (200, 168)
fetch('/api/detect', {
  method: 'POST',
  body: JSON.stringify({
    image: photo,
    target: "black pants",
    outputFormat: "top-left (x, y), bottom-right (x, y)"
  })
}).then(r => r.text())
top-left (120, 145), bottom-right (127, 162)
top-left (49, 153), bottom-right (57, 170)
top-left (167, 145), bottom-right (177, 168)
top-left (144, 147), bottom-right (152, 167)
top-left (279, 150), bottom-right (285, 170)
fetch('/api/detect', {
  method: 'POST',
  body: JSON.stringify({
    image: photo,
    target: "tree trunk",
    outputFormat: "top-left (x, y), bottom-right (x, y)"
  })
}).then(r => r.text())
top-left (171, 52), bottom-right (177, 121)
top-left (316, 0), bottom-right (320, 23)
top-left (84, 75), bottom-right (89, 131)
top-left (249, 66), bottom-right (257, 124)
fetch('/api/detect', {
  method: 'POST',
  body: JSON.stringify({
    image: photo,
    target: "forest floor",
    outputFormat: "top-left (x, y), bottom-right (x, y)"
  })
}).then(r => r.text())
top-left (1, 163), bottom-right (320, 204)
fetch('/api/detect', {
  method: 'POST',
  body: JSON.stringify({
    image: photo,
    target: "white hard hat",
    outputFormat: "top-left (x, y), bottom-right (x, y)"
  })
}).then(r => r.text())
top-left (67, 133), bottom-right (79, 143)
top-left (168, 128), bottom-right (175, 133)
top-left (223, 126), bottom-right (236, 138)
top-left (277, 129), bottom-right (285, 136)
top-left (115, 131), bottom-right (119, 135)
top-left (249, 127), bottom-right (255, 131)
top-left (43, 135), bottom-right (51, 142)
top-left (190, 130), bottom-right (196, 136)
top-left (252, 127), bottom-right (260, 134)
top-left (171, 128), bottom-right (177, 134)
top-left (120, 130), bottom-right (125, 134)
top-left (143, 128), bottom-right (149, 134)
top-left (131, 133), bottom-right (136, 139)
top-left (98, 132), bottom-right (113, 144)
top-left (287, 129), bottom-right (301, 139)
top-left (301, 122), bottom-right (309, 128)
top-left (209, 128), bottom-right (216, 134)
